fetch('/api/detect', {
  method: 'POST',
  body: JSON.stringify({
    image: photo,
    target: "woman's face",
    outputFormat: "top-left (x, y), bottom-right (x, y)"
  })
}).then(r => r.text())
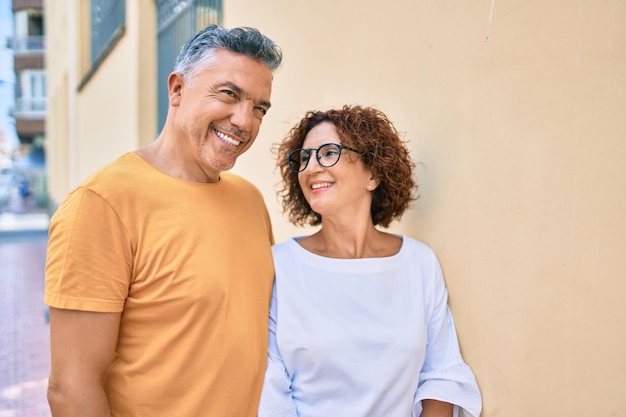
top-left (297, 122), bottom-right (377, 221)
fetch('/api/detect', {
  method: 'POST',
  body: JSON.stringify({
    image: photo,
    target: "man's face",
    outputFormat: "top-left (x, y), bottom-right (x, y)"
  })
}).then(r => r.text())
top-left (170, 49), bottom-right (273, 181)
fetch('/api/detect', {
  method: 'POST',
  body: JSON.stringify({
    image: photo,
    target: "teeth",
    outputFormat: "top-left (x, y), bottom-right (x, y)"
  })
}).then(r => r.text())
top-left (311, 182), bottom-right (333, 190)
top-left (215, 130), bottom-right (239, 146)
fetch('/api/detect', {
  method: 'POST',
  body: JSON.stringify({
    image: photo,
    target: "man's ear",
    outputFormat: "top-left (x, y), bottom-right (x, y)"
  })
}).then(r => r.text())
top-left (168, 72), bottom-right (185, 107)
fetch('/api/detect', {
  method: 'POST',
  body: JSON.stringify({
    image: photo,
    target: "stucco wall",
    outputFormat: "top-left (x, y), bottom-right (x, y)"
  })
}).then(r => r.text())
top-left (74, 1), bottom-right (156, 185)
top-left (45, 0), bottom-right (156, 202)
top-left (225, 1), bottom-right (626, 416)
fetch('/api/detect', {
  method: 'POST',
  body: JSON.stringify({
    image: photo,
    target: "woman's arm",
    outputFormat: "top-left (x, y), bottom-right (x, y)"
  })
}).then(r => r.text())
top-left (421, 399), bottom-right (453, 417)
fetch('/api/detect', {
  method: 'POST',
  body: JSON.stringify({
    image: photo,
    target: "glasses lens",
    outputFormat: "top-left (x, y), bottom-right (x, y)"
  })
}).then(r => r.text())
top-left (318, 144), bottom-right (341, 167)
top-left (288, 149), bottom-right (309, 172)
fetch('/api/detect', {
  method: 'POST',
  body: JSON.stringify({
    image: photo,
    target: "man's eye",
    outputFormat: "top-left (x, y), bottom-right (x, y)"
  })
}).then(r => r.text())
top-left (254, 106), bottom-right (268, 116)
top-left (221, 90), bottom-right (237, 98)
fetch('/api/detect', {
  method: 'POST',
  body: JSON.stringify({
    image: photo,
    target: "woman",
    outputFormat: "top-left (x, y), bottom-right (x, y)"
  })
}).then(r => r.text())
top-left (259, 105), bottom-right (482, 417)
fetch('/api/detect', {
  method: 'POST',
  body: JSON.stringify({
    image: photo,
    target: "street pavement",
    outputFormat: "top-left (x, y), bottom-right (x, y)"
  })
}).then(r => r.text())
top-left (0, 226), bottom-right (51, 416)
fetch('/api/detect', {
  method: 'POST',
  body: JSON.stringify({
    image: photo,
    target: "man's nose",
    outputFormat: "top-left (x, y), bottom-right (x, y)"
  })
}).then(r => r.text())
top-left (230, 102), bottom-right (254, 133)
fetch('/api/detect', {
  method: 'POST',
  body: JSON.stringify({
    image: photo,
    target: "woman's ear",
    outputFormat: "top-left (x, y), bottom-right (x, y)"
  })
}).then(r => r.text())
top-left (367, 176), bottom-right (380, 191)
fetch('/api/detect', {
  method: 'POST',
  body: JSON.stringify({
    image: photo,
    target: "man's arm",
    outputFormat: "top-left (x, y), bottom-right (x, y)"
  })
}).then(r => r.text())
top-left (422, 399), bottom-right (453, 417)
top-left (47, 307), bottom-right (121, 417)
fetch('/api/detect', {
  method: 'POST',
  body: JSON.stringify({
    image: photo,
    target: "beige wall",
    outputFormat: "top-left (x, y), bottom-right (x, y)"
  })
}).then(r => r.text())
top-left (45, 1), bottom-right (626, 416)
top-left (45, 0), bottom-right (157, 204)
top-left (226, 1), bottom-right (626, 416)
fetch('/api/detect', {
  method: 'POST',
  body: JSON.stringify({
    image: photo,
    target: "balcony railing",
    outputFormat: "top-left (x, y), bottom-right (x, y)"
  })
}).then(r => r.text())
top-left (11, 97), bottom-right (47, 117)
top-left (7, 36), bottom-right (45, 53)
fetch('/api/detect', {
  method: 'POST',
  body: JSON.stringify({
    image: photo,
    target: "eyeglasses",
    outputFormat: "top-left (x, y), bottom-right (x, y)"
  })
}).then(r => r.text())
top-left (287, 143), bottom-right (361, 173)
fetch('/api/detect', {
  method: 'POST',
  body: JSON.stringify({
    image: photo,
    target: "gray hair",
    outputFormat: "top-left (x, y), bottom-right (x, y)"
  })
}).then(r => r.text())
top-left (173, 24), bottom-right (283, 84)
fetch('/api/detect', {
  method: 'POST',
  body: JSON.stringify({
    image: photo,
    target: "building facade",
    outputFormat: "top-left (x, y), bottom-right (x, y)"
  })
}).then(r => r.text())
top-left (3, 0), bottom-right (47, 210)
top-left (9, 0), bottom-right (45, 149)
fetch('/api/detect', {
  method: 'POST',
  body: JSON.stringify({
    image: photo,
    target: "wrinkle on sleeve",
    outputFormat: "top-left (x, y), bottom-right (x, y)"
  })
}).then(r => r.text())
top-left (413, 259), bottom-right (482, 417)
top-left (45, 187), bottom-right (132, 312)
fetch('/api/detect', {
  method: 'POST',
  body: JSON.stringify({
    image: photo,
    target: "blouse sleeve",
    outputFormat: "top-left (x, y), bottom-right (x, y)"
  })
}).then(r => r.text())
top-left (412, 258), bottom-right (482, 417)
top-left (258, 284), bottom-right (298, 417)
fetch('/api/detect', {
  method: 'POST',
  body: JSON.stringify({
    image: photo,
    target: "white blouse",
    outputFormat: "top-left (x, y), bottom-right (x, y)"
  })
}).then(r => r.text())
top-left (259, 236), bottom-right (482, 417)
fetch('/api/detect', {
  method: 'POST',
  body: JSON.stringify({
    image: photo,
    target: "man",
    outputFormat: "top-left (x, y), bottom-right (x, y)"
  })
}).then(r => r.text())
top-left (45, 25), bottom-right (282, 416)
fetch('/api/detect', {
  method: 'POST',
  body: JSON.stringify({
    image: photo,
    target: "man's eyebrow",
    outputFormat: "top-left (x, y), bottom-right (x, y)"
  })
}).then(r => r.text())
top-left (218, 81), bottom-right (271, 109)
top-left (219, 81), bottom-right (244, 96)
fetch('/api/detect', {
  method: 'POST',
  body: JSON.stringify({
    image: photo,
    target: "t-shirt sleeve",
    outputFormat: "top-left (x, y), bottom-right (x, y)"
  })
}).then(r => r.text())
top-left (45, 187), bottom-right (133, 312)
top-left (412, 255), bottom-right (482, 417)
top-left (258, 284), bottom-right (297, 417)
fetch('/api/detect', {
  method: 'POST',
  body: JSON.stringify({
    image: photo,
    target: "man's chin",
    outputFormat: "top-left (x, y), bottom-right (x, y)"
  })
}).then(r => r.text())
top-left (208, 159), bottom-right (236, 173)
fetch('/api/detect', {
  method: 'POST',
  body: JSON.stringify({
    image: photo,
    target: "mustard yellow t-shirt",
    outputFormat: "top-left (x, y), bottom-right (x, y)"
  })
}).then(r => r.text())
top-left (45, 152), bottom-right (275, 417)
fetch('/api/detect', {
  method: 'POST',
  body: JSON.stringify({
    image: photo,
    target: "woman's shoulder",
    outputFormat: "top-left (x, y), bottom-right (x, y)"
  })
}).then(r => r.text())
top-left (272, 237), bottom-right (303, 254)
top-left (399, 235), bottom-right (441, 266)
top-left (400, 235), bottom-right (435, 254)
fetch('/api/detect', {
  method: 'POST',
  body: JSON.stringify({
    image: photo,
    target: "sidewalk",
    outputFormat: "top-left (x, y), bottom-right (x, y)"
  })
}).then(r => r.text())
top-left (0, 221), bottom-right (51, 416)
top-left (0, 211), bottom-right (49, 234)
top-left (0, 186), bottom-right (50, 235)
top-left (1, 189), bottom-right (51, 416)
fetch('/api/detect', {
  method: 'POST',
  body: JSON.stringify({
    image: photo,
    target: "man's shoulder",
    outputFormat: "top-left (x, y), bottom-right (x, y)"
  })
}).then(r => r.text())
top-left (77, 152), bottom-right (140, 186)
top-left (62, 153), bottom-right (146, 204)
top-left (221, 171), bottom-right (255, 186)
top-left (221, 172), bottom-right (264, 195)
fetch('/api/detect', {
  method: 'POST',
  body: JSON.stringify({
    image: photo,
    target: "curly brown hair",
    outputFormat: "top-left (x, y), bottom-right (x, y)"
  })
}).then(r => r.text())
top-left (275, 105), bottom-right (418, 228)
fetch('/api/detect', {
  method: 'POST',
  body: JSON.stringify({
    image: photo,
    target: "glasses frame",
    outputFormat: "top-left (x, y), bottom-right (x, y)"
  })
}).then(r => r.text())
top-left (287, 143), bottom-right (361, 173)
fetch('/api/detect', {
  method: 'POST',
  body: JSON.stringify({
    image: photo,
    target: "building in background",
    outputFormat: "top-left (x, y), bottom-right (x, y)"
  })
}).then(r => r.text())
top-left (0, 0), bottom-right (18, 166)
top-left (9, 0), bottom-right (45, 150)
top-left (3, 0), bottom-right (47, 211)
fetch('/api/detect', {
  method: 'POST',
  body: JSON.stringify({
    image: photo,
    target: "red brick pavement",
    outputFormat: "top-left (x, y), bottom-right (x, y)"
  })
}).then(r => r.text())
top-left (0, 231), bottom-right (51, 417)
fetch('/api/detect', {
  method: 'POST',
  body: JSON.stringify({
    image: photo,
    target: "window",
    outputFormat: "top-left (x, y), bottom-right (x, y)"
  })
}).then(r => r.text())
top-left (12, 10), bottom-right (45, 53)
top-left (15, 70), bottom-right (46, 114)
top-left (91, 0), bottom-right (126, 64)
